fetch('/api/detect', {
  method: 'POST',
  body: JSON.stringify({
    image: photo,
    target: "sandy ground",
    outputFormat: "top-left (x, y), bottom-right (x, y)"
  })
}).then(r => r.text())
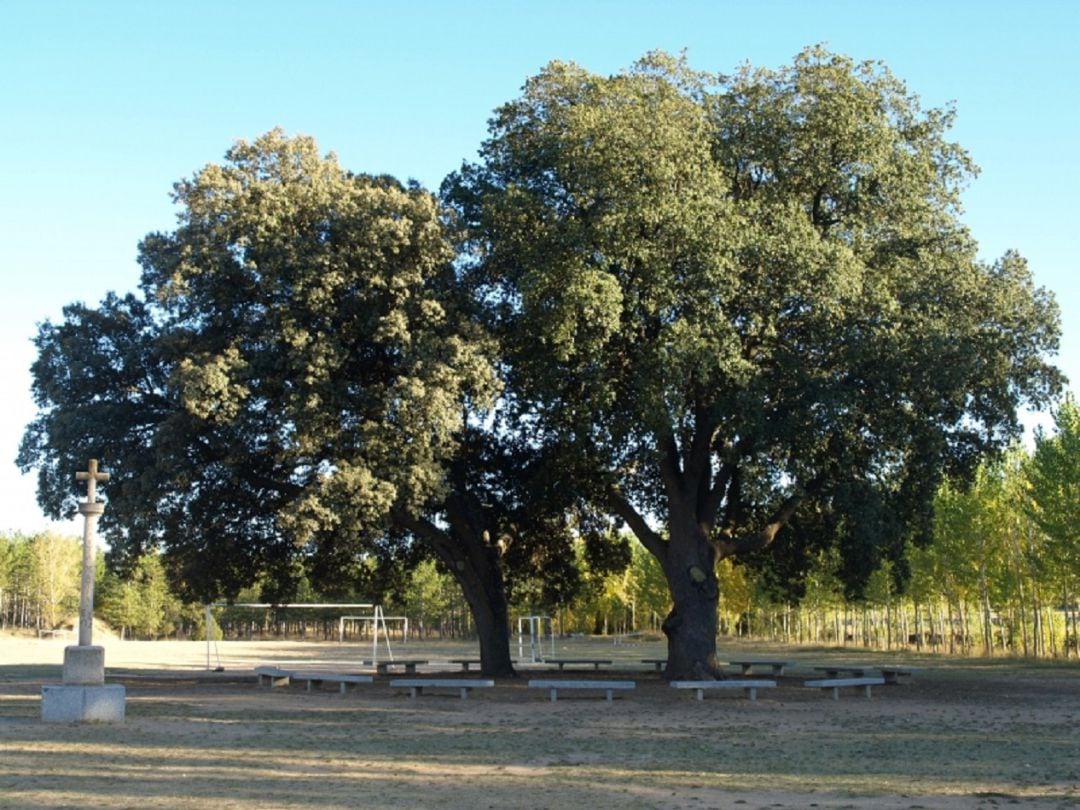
top-left (2, 633), bottom-right (1079, 809)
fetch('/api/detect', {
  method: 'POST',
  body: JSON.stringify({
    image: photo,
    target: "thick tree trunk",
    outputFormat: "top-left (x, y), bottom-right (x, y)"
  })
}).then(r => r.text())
top-left (445, 547), bottom-right (516, 678)
top-left (661, 513), bottom-right (723, 680)
top-left (400, 497), bottom-right (517, 678)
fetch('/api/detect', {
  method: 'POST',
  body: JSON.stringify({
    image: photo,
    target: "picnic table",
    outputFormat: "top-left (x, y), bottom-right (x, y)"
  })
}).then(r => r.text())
top-left (814, 665), bottom-right (875, 677)
top-left (374, 659), bottom-right (429, 675)
top-left (449, 659), bottom-right (482, 672)
top-left (546, 659), bottom-right (612, 671)
top-left (728, 659), bottom-right (793, 676)
top-left (814, 665), bottom-right (918, 684)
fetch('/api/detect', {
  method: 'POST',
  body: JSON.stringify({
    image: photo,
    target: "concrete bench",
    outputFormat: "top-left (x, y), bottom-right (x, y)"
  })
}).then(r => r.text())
top-left (729, 660), bottom-right (793, 676)
top-left (642, 658), bottom-right (667, 672)
top-left (254, 666), bottom-right (293, 688)
top-left (815, 666), bottom-right (918, 684)
top-left (528, 679), bottom-right (635, 702)
top-left (374, 660), bottom-right (429, 675)
top-left (671, 679), bottom-right (776, 701)
top-left (295, 672), bottom-right (374, 693)
top-left (449, 659), bottom-right (482, 672)
top-left (878, 667), bottom-right (918, 684)
top-left (814, 665), bottom-right (874, 678)
top-left (804, 676), bottom-right (885, 699)
top-left (390, 678), bottom-right (495, 699)
top-left (545, 659), bottom-right (612, 671)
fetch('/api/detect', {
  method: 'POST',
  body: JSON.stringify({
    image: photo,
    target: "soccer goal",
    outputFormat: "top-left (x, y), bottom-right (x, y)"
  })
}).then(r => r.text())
top-left (203, 602), bottom-right (378, 671)
top-left (517, 614), bottom-right (555, 663)
top-left (338, 606), bottom-right (409, 664)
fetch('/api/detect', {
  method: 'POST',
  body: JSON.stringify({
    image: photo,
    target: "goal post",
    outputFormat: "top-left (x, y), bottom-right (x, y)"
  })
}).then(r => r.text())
top-left (517, 615), bottom-right (555, 663)
top-left (338, 614), bottom-right (409, 644)
top-left (203, 602), bottom-right (377, 671)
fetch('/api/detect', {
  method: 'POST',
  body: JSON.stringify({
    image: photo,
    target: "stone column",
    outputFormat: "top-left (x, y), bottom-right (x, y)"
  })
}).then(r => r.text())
top-left (41, 458), bottom-right (125, 723)
top-left (76, 497), bottom-right (104, 647)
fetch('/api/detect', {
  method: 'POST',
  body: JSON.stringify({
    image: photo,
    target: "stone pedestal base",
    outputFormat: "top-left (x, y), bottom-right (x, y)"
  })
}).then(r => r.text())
top-left (41, 684), bottom-right (126, 723)
top-left (63, 645), bottom-right (105, 685)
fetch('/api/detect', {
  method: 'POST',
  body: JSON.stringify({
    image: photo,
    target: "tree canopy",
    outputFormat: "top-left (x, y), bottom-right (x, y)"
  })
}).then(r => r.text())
top-left (20, 130), bottom-right (497, 602)
top-left (1026, 398), bottom-right (1080, 593)
top-left (20, 49), bottom-right (1063, 680)
top-left (444, 47), bottom-right (1061, 676)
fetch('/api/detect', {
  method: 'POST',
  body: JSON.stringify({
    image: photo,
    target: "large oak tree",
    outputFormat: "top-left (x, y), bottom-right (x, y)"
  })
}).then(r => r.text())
top-left (19, 130), bottom-right (552, 675)
top-left (445, 48), bottom-right (1062, 678)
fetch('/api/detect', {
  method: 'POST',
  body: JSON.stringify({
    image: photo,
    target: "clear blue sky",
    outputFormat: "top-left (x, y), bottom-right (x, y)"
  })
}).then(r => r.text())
top-left (2, 0), bottom-right (1077, 535)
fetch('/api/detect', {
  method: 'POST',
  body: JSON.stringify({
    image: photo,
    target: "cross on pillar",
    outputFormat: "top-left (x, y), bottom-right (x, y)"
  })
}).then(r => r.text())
top-left (75, 459), bottom-right (109, 647)
top-left (76, 458), bottom-right (109, 505)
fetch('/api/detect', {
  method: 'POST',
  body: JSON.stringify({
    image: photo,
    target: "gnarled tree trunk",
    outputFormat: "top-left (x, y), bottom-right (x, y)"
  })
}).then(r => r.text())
top-left (660, 511), bottom-right (724, 680)
top-left (400, 495), bottom-right (516, 678)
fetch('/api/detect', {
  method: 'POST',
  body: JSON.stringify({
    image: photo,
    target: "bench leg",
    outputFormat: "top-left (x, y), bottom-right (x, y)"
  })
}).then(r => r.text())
top-left (747, 687), bottom-right (757, 701)
top-left (408, 687), bottom-right (420, 698)
top-left (459, 687), bottom-right (469, 700)
top-left (605, 689), bottom-right (613, 701)
top-left (830, 686), bottom-right (839, 700)
top-left (863, 684), bottom-right (872, 698)
top-left (549, 688), bottom-right (558, 703)
top-left (694, 688), bottom-right (704, 701)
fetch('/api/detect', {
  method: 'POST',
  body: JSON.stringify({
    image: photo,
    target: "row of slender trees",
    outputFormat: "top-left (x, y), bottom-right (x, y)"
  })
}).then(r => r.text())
top-left (0, 532), bottom-right (194, 639)
top-left (6, 396), bottom-right (1077, 656)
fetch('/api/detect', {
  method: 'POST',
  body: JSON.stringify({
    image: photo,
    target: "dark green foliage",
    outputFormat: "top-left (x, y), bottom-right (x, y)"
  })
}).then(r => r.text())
top-left (20, 131), bottom-right (496, 605)
top-left (445, 47), bottom-right (1062, 674)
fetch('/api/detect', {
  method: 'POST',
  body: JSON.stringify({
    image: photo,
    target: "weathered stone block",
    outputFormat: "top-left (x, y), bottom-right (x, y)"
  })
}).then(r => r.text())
top-left (62, 645), bottom-right (105, 685)
top-left (41, 684), bottom-right (126, 723)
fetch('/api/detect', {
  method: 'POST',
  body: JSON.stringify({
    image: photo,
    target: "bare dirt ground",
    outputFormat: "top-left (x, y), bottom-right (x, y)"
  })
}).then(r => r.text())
top-left (2, 633), bottom-right (1079, 809)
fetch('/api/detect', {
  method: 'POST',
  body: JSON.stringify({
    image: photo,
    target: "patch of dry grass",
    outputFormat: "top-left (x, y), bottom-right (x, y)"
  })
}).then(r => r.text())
top-left (2, 635), bottom-right (1079, 809)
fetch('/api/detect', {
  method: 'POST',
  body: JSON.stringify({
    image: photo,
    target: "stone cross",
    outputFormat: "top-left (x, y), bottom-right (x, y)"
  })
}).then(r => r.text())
top-left (75, 459), bottom-right (109, 647)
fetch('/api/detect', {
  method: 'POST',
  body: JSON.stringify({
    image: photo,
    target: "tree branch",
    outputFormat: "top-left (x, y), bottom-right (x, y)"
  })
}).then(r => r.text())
top-left (608, 486), bottom-right (667, 563)
top-left (715, 490), bottom-right (804, 558)
top-left (699, 460), bottom-right (735, 531)
top-left (685, 407), bottom-right (717, 498)
top-left (657, 423), bottom-right (683, 500)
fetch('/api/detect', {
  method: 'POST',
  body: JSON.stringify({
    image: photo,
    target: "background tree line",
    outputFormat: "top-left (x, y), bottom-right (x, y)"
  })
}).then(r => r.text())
top-left (6, 396), bottom-right (1078, 657)
top-left (0, 533), bottom-right (193, 639)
